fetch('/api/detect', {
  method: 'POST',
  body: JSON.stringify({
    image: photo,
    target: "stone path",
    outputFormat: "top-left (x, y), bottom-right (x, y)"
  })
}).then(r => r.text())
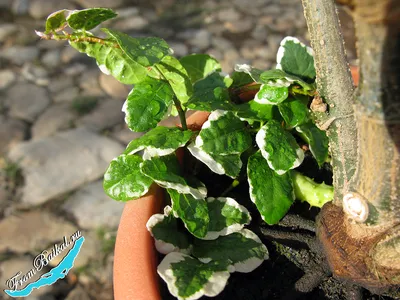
top-left (0, 0), bottom-right (355, 299)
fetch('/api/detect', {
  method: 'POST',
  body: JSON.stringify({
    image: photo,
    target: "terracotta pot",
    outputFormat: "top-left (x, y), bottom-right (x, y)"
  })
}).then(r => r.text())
top-left (113, 111), bottom-right (210, 300)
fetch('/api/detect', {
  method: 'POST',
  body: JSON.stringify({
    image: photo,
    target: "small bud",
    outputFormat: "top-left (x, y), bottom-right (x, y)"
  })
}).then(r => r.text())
top-left (343, 192), bottom-right (369, 223)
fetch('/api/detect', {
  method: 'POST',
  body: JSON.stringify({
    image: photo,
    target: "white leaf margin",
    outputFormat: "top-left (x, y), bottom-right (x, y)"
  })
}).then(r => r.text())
top-left (158, 252), bottom-right (234, 300)
top-left (276, 36), bottom-right (314, 70)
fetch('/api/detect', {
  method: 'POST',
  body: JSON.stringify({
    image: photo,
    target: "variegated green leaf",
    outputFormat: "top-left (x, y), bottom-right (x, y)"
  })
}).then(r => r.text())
top-left (193, 229), bottom-right (268, 273)
top-left (168, 189), bottom-right (209, 239)
top-left (255, 84), bottom-right (289, 105)
top-left (196, 110), bottom-right (252, 155)
top-left (103, 154), bottom-right (153, 201)
top-left (296, 122), bottom-right (329, 167)
top-left (103, 28), bottom-right (170, 67)
top-left (140, 154), bottom-right (207, 199)
top-left (278, 97), bottom-right (310, 128)
top-left (123, 77), bottom-right (174, 132)
top-left (187, 143), bottom-right (242, 178)
top-left (259, 69), bottom-right (315, 92)
top-left (67, 8), bottom-right (117, 30)
top-left (45, 10), bottom-right (67, 33)
top-left (256, 120), bottom-right (304, 174)
top-left (234, 64), bottom-right (263, 82)
top-left (186, 72), bottom-right (233, 111)
top-left (158, 252), bottom-right (233, 300)
top-left (147, 206), bottom-right (192, 254)
top-left (124, 126), bottom-right (193, 159)
top-left (234, 100), bottom-right (277, 122)
top-left (276, 36), bottom-right (316, 82)
top-left (180, 54), bottom-right (221, 83)
top-left (204, 197), bottom-right (251, 240)
top-left (247, 151), bottom-right (295, 224)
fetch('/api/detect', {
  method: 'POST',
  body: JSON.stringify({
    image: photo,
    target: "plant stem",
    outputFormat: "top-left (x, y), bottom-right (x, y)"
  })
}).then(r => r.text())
top-left (301, 0), bottom-right (357, 203)
top-left (221, 179), bottom-right (240, 197)
top-left (153, 64), bottom-right (188, 130)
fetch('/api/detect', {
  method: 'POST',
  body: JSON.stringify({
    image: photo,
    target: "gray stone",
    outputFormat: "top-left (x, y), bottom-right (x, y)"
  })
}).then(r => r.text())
top-left (63, 181), bottom-right (124, 229)
top-left (168, 42), bottom-right (189, 57)
top-left (0, 256), bottom-right (52, 296)
top-left (21, 63), bottom-right (50, 86)
top-left (185, 29), bottom-right (211, 51)
top-left (53, 87), bottom-right (80, 103)
top-left (61, 47), bottom-right (82, 64)
top-left (0, 210), bottom-right (77, 253)
top-left (79, 69), bottom-right (103, 97)
top-left (1, 46), bottom-right (40, 66)
top-left (65, 285), bottom-right (91, 300)
top-left (0, 0), bottom-right (12, 8)
top-left (78, 99), bottom-right (125, 132)
top-left (0, 69), bottom-right (16, 90)
top-left (0, 24), bottom-right (18, 42)
top-left (8, 128), bottom-right (124, 206)
top-left (211, 37), bottom-right (234, 52)
top-left (217, 7), bottom-right (240, 22)
top-left (63, 63), bottom-right (87, 76)
top-left (31, 103), bottom-right (76, 139)
top-left (12, 0), bottom-right (29, 15)
top-left (115, 7), bottom-right (139, 18)
top-left (99, 72), bottom-right (130, 100)
top-left (75, 0), bottom-right (125, 8)
top-left (224, 19), bottom-right (254, 33)
top-left (0, 116), bottom-right (27, 154)
top-left (113, 15), bottom-right (148, 31)
top-left (29, 0), bottom-right (75, 19)
top-left (112, 127), bottom-right (144, 145)
top-left (6, 83), bottom-right (51, 122)
top-left (48, 76), bottom-right (74, 94)
top-left (41, 49), bottom-right (61, 69)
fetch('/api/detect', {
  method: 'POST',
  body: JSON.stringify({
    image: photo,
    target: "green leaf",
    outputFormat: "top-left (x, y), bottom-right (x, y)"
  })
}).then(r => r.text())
top-left (193, 229), bottom-right (269, 273)
top-left (204, 197), bottom-right (251, 240)
top-left (278, 97), bottom-right (310, 128)
top-left (196, 110), bottom-right (252, 155)
top-left (180, 54), bottom-right (221, 83)
top-left (256, 120), bottom-right (304, 174)
top-left (255, 84), bottom-right (289, 105)
top-left (124, 126), bottom-right (193, 159)
top-left (123, 77), bottom-right (174, 132)
top-left (234, 64), bottom-right (263, 82)
top-left (230, 71), bottom-right (254, 88)
top-left (247, 151), bottom-right (295, 224)
top-left (187, 143), bottom-right (242, 178)
top-left (158, 252), bottom-right (233, 300)
top-left (186, 72), bottom-right (234, 111)
top-left (295, 122), bottom-right (329, 167)
top-left (140, 154), bottom-right (207, 199)
top-left (291, 171), bottom-right (333, 208)
top-left (66, 8), bottom-right (117, 30)
top-left (103, 154), bottom-right (153, 201)
top-left (103, 28), bottom-right (170, 67)
top-left (168, 189), bottom-right (209, 239)
top-left (69, 32), bottom-right (147, 84)
top-left (45, 10), bottom-right (67, 33)
top-left (155, 55), bottom-right (193, 104)
top-left (260, 69), bottom-right (315, 92)
top-left (276, 37), bottom-right (316, 82)
top-left (234, 100), bottom-right (277, 122)
top-left (147, 206), bottom-right (192, 254)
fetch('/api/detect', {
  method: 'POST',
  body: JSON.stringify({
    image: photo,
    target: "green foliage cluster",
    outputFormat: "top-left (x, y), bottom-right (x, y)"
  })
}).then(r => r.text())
top-left (37, 8), bottom-right (334, 300)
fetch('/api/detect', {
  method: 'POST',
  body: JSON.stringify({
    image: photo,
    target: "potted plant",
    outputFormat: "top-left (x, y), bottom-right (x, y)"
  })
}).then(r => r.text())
top-left (35, 1), bottom-right (399, 299)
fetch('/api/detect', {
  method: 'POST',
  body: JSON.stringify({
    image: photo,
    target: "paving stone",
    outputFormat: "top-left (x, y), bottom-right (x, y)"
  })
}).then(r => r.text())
top-left (0, 116), bottom-right (28, 154)
top-left (62, 181), bottom-right (124, 229)
top-left (31, 103), bottom-right (76, 139)
top-left (0, 46), bottom-right (40, 66)
top-left (77, 99), bottom-right (125, 132)
top-left (6, 83), bottom-right (51, 122)
top-left (99, 72), bottom-right (130, 100)
top-left (8, 127), bottom-right (124, 206)
top-left (0, 69), bottom-right (16, 90)
top-left (0, 210), bottom-right (78, 253)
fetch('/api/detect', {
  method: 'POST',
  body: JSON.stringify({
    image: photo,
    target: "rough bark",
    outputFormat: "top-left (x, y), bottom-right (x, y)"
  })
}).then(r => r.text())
top-left (302, 0), bottom-right (400, 293)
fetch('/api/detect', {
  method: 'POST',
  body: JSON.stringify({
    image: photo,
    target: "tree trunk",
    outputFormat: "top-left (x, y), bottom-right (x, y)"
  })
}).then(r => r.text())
top-left (302, 0), bottom-right (400, 294)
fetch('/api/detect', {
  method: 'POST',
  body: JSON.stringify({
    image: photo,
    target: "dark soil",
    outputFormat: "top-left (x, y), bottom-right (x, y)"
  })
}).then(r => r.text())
top-left (158, 150), bottom-right (398, 300)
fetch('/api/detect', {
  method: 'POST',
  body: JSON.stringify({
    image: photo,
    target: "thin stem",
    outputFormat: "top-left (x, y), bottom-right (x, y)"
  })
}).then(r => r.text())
top-left (221, 179), bottom-right (240, 197)
top-left (153, 64), bottom-right (188, 131)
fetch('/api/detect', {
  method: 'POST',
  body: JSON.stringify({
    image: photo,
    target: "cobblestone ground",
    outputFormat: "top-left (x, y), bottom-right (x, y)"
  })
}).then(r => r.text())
top-left (0, 0), bottom-right (356, 299)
